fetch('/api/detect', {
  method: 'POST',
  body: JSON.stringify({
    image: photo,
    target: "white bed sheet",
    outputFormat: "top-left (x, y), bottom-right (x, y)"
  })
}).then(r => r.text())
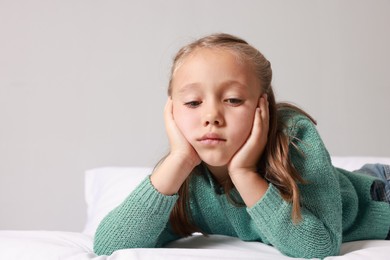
top-left (1, 156), bottom-right (389, 259)
top-left (0, 231), bottom-right (389, 260)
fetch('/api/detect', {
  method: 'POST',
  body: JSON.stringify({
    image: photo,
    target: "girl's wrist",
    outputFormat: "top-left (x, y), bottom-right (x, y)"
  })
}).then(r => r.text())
top-left (228, 167), bottom-right (257, 180)
top-left (167, 152), bottom-right (200, 172)
top-left (150, 153), bottom-right (197, 195)
top-left (229, 170), bottom-right (269, 207)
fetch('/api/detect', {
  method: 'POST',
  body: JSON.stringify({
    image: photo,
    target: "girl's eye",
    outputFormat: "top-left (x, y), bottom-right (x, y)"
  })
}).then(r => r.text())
top-left (225, 98), bottom-right (243, 106)
top-left (184, 101), bottom-right (202, 108)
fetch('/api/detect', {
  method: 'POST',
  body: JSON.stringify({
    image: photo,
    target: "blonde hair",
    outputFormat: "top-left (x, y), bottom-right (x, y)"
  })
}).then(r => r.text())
top-left (167, 33), bottom-right (315, 237)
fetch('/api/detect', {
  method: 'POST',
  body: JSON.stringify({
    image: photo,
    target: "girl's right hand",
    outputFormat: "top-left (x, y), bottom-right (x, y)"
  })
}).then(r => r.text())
top-left (150, 98), bottom-right (200, 195)
top-left (164, 98), bottom-right (201, 169)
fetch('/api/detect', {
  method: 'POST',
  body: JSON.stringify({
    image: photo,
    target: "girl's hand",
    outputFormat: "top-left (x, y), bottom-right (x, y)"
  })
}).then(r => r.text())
top-left (227, 94), bottom-right (269, 206)
top-left (150, 98), bottom-right (201, 195)
top-left (164, 98), bottom-right (201, 170)
top-left (228, 94), bottom-right (269, 178)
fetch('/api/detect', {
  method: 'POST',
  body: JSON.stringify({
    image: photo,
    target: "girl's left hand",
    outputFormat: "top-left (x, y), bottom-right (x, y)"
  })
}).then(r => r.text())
top-left (228, 94), bottom-right (269, 177)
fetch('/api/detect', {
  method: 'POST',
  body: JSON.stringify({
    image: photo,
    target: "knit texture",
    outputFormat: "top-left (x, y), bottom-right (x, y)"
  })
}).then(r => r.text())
top-left (94, 111), bottom-right (390, 258)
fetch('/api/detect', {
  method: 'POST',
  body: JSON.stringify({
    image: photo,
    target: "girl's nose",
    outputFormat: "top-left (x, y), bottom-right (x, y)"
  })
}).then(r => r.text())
top-left (203, 105), bottom-right (224, 127)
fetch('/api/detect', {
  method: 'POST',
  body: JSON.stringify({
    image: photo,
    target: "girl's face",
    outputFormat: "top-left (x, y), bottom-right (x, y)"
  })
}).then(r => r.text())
top-left (171, 48), bottom-right (262, 168)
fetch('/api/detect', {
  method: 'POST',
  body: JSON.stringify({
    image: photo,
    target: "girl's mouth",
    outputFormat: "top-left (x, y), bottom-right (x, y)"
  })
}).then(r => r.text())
top-left (198, 133), bottom-right (226, 145)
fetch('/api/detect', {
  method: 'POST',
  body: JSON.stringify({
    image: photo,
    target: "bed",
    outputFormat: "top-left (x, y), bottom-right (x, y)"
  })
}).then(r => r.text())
top-left (1, 157), bottom-right (389, 260)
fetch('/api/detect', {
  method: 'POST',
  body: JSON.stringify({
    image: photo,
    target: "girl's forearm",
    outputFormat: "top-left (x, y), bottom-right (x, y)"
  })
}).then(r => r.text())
top-left (230, 170), bottom-right (269, 207)
top-left (150, 154), bottom-right (196, 195)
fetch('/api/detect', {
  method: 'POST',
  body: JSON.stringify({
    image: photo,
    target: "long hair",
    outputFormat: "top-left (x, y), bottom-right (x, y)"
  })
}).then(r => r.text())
top-left (166, 33), bottom-right (316, 237)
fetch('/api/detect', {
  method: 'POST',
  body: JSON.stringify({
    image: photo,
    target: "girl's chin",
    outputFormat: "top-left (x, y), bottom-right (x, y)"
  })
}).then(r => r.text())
top-left (199, 156), bottom-right (230, 168)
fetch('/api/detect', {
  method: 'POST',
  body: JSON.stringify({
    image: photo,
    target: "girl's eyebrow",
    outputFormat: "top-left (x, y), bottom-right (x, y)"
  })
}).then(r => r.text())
top-left (220, 80), bottom-right (248, 90)
top-left (177, 82), bottom-right (200, 95)
top-left (177, 83), bottom-right (200, 94)
top-left (178, 80), bottom-right (248, 94)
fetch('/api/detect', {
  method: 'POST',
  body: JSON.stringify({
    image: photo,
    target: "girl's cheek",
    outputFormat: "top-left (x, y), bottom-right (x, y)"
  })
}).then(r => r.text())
top-left (231, 110), bottom-right (254, 140)
top-left (172, 102), bottom-right (186, 125)
top-left (173, 109), bottom-right (195, 139)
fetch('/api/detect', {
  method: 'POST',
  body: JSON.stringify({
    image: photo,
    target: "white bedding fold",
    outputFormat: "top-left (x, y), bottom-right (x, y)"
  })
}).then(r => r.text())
top-left (1, 231), bottom-right (389, 260)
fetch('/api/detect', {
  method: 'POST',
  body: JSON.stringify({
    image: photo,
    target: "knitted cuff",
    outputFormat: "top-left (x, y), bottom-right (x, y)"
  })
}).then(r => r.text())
top-left (129, 176), bottom-right (179, 215)
top-left (247, 183), bottom-right (290, 223)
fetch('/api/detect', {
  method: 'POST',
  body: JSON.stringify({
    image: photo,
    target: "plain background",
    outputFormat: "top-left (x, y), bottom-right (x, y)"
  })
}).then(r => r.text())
top-left (0, 0), bottom-right (389, 232)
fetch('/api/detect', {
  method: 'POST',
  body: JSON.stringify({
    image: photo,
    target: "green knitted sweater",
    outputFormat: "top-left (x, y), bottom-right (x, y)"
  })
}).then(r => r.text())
top-left (94, 111), bottom-right (390, 258)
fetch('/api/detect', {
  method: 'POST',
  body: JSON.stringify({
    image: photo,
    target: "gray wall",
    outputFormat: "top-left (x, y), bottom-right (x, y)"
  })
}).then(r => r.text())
top-left (1, 0), bottom-right (389, 231)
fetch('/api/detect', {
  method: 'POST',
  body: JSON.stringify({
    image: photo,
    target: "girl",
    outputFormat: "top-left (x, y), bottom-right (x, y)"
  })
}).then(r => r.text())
top-left (94, 33), bottom-right (390, 258)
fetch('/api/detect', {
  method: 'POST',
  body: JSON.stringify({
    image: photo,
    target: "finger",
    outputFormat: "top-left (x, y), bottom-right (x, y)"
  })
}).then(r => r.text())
top-left (253, 96), bottom-right (264, 128)
top-left (252, 95), bottom-right (268, 142)
top-left (248, 106), bottom-right (262, 143)
top-left (260, 94), bottom-right (269, 121)
top-left (164, 98), bottom-right (177, 137)
top-left (164, 98), bottom-right (174, 122)
top-left (259, 95), bottom-right (269, 135)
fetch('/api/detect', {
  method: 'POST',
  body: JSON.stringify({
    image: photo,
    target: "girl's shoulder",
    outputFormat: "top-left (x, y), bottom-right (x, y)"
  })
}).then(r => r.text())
top-left (277, 106), bottom-right (317, 136)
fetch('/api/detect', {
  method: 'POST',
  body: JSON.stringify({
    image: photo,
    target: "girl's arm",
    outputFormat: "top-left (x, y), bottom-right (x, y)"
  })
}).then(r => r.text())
top-left (247, 116), bottom-right (342, 258)
top-left (228, 95), bottom-right (270, 206)
top-left (224, 95), bottom-right (342, 258)
top-left (94, 99), bottom-right (199, 255)
top-left (93, 175), bottom-right (180, 255)
top-left (151, 98), bottom-right (201, 195)
top-left (93, 155), bottom-right (195, 256)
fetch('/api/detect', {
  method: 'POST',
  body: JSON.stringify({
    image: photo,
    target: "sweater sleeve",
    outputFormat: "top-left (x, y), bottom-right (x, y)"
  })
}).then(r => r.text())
top-left (93, 176), bottom-right (180, 256)
top-left (247, 115), bottom-right (342, 259)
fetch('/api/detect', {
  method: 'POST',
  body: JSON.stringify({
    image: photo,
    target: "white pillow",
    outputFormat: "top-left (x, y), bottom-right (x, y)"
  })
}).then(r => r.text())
top-left (331, 156), bottom-right (390, 171)
top-left (83, 157), bottom-right (390, 237)
top-left (83, 167), bottom-right (153, 237)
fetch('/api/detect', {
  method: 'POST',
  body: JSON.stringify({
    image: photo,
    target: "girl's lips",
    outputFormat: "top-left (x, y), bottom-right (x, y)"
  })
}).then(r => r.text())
top-left (197, 133), bottom-right (226, 145)
top-left (199, 139), bottom-right (226, 145)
